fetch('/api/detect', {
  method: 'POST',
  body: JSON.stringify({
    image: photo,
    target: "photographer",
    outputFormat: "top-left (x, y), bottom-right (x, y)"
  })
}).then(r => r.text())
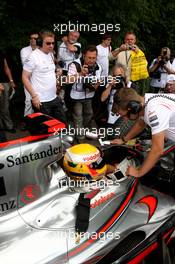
top-left (67, 45), bottom-right (102, 140)
top-left (101, 64), bottom-right (138, 136)
top-left (109, 32), bottom-right (149, 94)
top-left (57, 31), bottom-right (81, 118)
top-left (101, 64), bottom-right (127, 124)
top-left (149, 47), bottom-right (175, 93)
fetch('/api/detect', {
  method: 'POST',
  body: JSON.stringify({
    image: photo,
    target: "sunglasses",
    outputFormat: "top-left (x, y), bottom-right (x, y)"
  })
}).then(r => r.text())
top-left (45, 42), bottom-right (55, 46)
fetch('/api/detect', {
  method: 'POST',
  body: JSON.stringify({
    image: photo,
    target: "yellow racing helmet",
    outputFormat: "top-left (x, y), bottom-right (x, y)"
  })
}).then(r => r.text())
top-left (63, 144), bottom-right (107, 183)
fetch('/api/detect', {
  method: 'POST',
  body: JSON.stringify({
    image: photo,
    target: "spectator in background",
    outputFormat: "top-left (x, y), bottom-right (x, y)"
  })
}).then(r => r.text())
top-left (92, 33), bottom-right (112, 126)
top-left (57, 31), bottom-right (81, 118)
top-left (58, 30), bottom-right (81, 74)
top-left (96, 33), bottom-right (112, 77)
top-left (20, 32), bottom-right (39, 116)
top-left (109, 32), bottom-right (149, 94)
top-left (67, 45), bottom-right (102, 140)
top-left (101, 63), bottom-right (137, 137)
top-left (149, 47), bottom-right (175, 93)
top-left (101, 64), bottom-right (128, 125)
top-left (0, 50), bottom-right (16, 133)
top-left (22, 30), bottom-right (67, 124)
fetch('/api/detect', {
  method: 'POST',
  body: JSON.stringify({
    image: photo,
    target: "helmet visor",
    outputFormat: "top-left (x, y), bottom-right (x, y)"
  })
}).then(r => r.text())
top-left (89, 157), bottom-right (106, 170)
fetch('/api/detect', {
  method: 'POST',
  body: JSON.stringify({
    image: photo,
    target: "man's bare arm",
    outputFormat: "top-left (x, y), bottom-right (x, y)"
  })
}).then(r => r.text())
top-left (22, 70), bottom-right (41, 109)
top-left (127, 132), bottom-right (165, 177)
top-left (111, 118), bottom-right (146, 144)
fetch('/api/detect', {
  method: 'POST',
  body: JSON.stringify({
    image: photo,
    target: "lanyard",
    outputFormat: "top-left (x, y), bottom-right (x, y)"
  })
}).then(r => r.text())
top-left (125, 51), bottom-right (131, 67)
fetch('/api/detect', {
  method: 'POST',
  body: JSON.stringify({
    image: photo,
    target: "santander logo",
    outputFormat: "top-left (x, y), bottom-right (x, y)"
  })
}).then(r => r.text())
top-left (91, 192), bottom-right (115, 208)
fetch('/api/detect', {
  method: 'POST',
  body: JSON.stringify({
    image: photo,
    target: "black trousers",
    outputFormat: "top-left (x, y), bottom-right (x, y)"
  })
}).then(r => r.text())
top-left (40, 97), bottom-right (67, 125)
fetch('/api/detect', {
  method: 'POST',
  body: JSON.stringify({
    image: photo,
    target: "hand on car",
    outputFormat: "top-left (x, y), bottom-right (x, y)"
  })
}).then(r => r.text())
top-left (110, 138), bottom-right (125, 145)
top-left (126, 166), bottom-right (141, 177)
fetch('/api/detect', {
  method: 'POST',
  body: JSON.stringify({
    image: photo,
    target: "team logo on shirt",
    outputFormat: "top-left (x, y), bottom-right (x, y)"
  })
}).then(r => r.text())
top-left (149, 115), bottom-right (158, 123)
top-left (150, 122), bottom-right (159, 127)
top-left (149, 114), bottom-right (159, 127)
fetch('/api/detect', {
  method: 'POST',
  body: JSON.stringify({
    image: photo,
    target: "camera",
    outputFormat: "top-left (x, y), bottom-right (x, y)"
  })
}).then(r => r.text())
top-left (83, 76), bottom-right (96, 91)
top-left (88, 64), bottom-right (99, 75)
top-left (128, 45), bottom-right (133, 50)
top-left (128, 45), bottom-right (137, 51)
top-left (112, 76), bottom-right (125, 90)
top-left (57, 60), bottom-right (65, 68)
top-left (159, 50), bottom-right (169, 66)
top-left (159, 59), bottom-right (166, 67)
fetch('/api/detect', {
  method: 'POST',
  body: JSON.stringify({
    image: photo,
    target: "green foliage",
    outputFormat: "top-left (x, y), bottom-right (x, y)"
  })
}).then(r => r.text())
top-left (0, 0), bottom-right (175, 64)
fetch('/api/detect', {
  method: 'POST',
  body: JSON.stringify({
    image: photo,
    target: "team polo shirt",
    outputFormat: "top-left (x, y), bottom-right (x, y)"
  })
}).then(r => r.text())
top-left (144, 93), bottom-right (175, 141)
top-left (23, 48), bottom-right (56, 102)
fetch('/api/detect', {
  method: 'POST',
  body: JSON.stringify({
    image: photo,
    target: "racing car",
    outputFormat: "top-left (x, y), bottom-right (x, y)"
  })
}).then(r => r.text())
top-left (0, 113), bottom-right (175, 264)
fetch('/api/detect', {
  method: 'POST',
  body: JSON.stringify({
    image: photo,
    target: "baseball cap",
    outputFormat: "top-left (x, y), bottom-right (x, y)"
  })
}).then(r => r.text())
top-left (167, 74), bottom-right (175, 83)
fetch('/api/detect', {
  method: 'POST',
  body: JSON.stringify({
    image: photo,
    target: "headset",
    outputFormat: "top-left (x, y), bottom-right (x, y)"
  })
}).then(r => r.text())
top-left (36, 36), bottom-right (43, 47)
top-left (36, 30), bottom-right (44, 47)
top-left (127, 100), bottom-right (142, 115)
top-left (36, 29), bottom-right (55, 47)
